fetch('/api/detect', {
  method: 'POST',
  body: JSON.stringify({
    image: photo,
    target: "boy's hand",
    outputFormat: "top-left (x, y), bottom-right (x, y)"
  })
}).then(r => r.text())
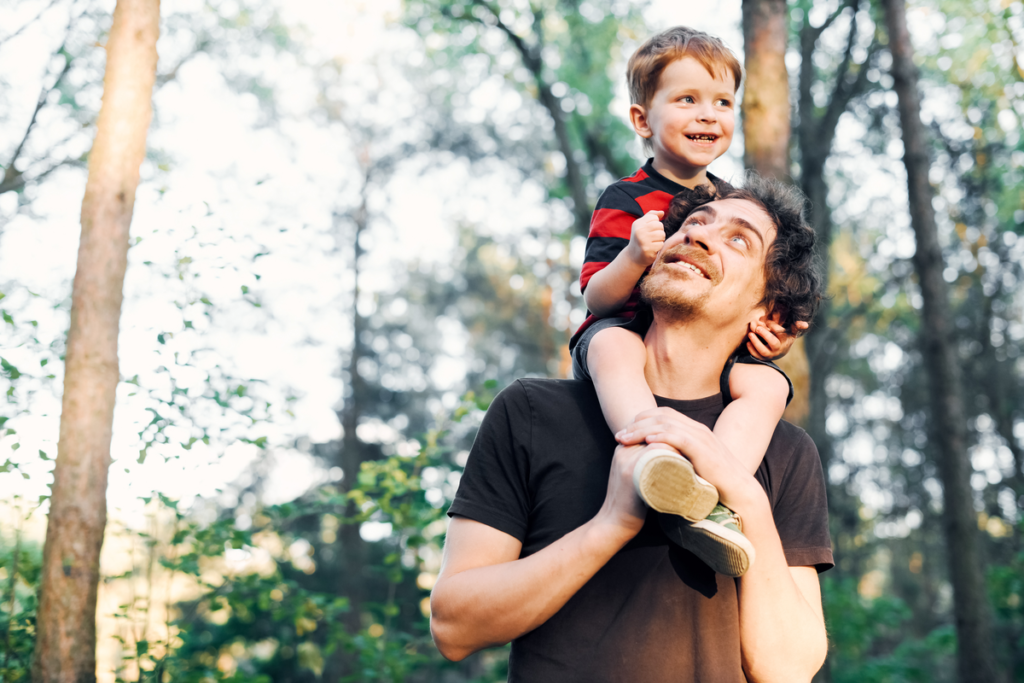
top-left (746, 320), bottom-right (810, 360)
top-left (624, 210), bottom-right (665, 267)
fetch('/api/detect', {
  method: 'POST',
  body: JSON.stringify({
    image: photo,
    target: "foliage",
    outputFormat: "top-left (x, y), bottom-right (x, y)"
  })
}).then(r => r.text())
top-left (91, 389), bottom-right (501, 682)
top-left (0, 522), bottom-right (41, 683)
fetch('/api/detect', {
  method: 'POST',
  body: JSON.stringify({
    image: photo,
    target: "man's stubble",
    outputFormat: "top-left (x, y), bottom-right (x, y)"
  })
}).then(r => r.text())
top-left (640, 246), bottom-right (716, 324)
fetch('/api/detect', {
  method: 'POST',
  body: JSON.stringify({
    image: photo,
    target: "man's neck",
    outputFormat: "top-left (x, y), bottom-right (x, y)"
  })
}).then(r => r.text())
top-left (643, 314), bottom-right (740, 401)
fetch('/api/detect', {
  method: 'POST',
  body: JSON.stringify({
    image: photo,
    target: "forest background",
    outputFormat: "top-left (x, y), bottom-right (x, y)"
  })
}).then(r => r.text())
top-left (1, 0), bottom-right (1023, 681)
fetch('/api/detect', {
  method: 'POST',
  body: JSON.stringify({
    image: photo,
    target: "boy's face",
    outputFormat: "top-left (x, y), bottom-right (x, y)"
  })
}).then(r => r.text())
top-left (630, 56), bottom-right (736, 186)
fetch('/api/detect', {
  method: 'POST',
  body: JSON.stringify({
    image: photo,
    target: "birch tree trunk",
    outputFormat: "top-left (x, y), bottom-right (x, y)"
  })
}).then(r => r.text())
top-left (32, 1), bottom-right (160, 680)
top-left (741, 0), bottom-right (810, 426)
top-left (881, 1), bottom-right (998, 681)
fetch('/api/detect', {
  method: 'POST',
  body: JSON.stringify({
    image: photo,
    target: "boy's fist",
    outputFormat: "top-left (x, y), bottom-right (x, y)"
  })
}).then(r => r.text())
top-left (746, 319), bottom-right (810, 360)
top-left (625, 210), bottom-right (666, 267)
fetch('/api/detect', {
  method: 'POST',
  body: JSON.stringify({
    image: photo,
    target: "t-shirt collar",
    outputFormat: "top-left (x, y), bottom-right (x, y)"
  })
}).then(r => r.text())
top-left (642, 158), bottom-right (720, 196)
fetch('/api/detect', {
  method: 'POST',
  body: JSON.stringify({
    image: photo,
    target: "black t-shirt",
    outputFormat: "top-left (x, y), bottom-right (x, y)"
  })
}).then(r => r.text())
top-left (448, 378), bottom-right (833, 683)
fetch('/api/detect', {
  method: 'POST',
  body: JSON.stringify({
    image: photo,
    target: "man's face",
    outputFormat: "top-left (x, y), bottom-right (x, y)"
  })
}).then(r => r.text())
top-left (632, 56), bottom-right (736, 182)
top-left (641, 198), bottom-right (775, 328)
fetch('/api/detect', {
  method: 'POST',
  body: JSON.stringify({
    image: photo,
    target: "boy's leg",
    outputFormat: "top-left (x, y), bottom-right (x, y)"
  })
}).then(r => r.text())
top-left (587, 326), bottom-right (718, 522)
top-left (586, 325), bottom-right (656, 433)
top-left (588, 327), bottom-right (758, 577)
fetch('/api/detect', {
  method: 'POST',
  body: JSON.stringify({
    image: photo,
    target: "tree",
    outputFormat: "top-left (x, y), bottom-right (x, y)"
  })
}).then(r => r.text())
top-left (31, 0), bottom-right (160, 679)
top-left (741, 0), bottom-right (815, 426)
top-left (881, 0), bottom-right (999, 680)
top-left (742, 0), bottom-right (791, 183)
top-left (405, 0), bottom-right (645, 236)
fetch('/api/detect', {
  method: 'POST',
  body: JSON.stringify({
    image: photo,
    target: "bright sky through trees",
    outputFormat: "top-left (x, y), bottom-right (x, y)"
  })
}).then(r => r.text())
top-left (0, 0), bottom-right (747, 519)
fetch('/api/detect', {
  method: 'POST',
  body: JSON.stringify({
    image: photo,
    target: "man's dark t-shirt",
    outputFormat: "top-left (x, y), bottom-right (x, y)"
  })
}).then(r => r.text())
top-left (448, 378), bottom-right (833, 683)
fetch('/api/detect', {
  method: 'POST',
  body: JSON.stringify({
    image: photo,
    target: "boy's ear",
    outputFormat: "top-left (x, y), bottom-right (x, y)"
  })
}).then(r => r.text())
top-left (629, 104), bottom-right (653, 140)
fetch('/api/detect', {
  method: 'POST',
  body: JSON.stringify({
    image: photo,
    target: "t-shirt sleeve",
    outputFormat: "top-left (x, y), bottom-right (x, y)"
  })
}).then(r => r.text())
top-left (447, 381), bottom-right (533, 542)
top-left (770, 430), bottom-right (834, 572)
top-left (580, 183), bottom-right (643, 293)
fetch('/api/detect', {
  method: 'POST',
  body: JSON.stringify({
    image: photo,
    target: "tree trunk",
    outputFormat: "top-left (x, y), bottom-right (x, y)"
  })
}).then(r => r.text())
top-left (881, 1), bottom-right (998, 681)
top-left (741, 0), bottom-right (810, 426)
top-left (742, 0), bottom-right (791, 183)
top-left (32, 1), bottom-right (160, 681)
top-left (324, 163), bottom-right (371, 681)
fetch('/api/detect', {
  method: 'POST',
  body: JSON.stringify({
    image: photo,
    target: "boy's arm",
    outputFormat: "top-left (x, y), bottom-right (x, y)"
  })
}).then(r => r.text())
top-left (584, 210), bottom-right (665, 317)
top-left (714, 364), bottom-right (790, 474)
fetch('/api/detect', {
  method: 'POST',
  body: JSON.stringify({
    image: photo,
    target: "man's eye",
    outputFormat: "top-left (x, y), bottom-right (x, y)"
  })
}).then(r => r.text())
top-left (730, 235), bottom-right (748, 246)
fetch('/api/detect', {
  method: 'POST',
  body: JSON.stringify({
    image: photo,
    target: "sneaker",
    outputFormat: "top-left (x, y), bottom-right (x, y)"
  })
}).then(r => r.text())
top-left (659, 504), bottom-right (756, 577)
top-left (632, 448), bottom-right (719, 523)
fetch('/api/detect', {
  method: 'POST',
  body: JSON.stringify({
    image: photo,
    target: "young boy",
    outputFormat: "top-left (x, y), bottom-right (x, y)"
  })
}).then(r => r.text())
top-left (571, 26), bottom-right (805, 577)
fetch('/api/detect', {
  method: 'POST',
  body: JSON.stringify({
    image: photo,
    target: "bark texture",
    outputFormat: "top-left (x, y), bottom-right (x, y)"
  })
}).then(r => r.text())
top-left (741, 0), bottom-right (809, 425)
top-left (742, 0), bottom-right (791, 183)
top-left (32, 1), bottom-right (160, 681)
top-left (881, 1), bottom-right (998, 681)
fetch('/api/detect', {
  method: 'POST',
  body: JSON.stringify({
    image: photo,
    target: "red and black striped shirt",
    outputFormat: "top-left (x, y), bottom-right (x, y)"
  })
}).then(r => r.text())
top-left (575, 160), bottom-right (723, 340)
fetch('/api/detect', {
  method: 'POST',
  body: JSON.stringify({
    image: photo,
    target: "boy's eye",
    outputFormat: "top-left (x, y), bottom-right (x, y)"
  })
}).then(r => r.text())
top-left (680, 95), bottom-right (695, 104)
top-left (716, 98), bottom-right (733, 107)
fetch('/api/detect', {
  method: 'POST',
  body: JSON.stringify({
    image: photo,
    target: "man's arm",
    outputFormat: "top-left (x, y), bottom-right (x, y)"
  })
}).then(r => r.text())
top-left (429, 443), bottom-right (651, 661)
top-left (617, 409), bottom-right (828, 682)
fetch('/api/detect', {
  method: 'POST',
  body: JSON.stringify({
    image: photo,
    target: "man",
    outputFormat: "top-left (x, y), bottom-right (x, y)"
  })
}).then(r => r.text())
top-left (430, 175), bottom-right (833, 683)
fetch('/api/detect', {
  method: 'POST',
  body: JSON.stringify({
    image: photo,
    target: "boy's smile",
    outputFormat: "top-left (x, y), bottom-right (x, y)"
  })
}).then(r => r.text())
top-left (629, 56), bottom-right (736, 188)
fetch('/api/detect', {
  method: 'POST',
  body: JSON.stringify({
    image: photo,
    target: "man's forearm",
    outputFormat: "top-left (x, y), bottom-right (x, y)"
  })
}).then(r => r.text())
top-left (430, 515), bottom-right (635, 661)
top-left (735, 495), bottom-right (828, 682)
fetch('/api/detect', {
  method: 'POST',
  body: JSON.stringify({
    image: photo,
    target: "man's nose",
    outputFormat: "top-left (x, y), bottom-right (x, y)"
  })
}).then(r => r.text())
top-left (684, 222), bottom-right (716, 252)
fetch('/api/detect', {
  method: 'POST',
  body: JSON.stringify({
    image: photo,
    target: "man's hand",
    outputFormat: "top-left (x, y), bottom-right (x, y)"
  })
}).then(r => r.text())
top-left (615, 408), bottom-right (763, 513)
top-left (746, 319), bottom-right (810, 360)
top-left (594, 443), bottom-right (651, 537)
top-left (624, 210), bottom-right (666, 267)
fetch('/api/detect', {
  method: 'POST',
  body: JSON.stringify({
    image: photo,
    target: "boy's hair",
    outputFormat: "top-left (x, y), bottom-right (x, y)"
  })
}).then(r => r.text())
top-left (662, 173), bottom-right (823, 334)
top-left (627, 26), bottom-right (743, 110)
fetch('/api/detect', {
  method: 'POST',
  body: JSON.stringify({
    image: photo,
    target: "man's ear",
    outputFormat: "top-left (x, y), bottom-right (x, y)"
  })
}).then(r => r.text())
top-left (629, 104), bottom-right (653, 140)
top-left (746, 305), bottom-right (773, 333)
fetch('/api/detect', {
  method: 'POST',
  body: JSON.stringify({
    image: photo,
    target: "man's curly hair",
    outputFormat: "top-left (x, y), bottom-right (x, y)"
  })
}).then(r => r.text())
top-left (662, 173), bottom-right (823, 333)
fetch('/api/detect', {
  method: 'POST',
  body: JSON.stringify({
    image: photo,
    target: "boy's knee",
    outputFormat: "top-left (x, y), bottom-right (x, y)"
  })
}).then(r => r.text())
top-left (589, 326), bottom-right (643, 356)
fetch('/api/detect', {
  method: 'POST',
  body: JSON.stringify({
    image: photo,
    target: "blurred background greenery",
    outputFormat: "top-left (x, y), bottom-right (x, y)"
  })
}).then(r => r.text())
top-left (0, 0), bottom-right (1023, 680)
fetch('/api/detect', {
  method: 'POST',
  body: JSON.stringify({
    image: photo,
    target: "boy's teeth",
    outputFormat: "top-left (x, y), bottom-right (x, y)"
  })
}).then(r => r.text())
top-left (689, 134), bottom-right (715, 141)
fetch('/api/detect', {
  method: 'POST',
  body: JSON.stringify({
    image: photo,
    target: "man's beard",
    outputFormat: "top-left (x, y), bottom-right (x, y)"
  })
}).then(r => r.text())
top-left (634, 248), bottom-right (716, 323)
top-left (639, 263), bottom-right (711, 323)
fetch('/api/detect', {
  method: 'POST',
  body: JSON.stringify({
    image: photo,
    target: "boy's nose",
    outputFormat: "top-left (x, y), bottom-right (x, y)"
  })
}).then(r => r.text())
top-left (697, 106), bottom-right (717, 123)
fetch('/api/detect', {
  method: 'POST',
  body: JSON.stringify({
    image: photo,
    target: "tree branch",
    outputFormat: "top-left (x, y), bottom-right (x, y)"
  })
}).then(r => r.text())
top-left (2, 37), bottom-right (74, 193)
top-left (467, 0), bottom-right (590, 234)
top-left (0, 0), bottom-right (64, 50)
top-left (810, 0), bottom-right (854, 42)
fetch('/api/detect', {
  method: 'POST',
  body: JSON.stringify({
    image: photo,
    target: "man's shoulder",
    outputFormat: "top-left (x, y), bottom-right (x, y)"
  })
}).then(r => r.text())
top-left (768, 419), bottom-right (818, 458)
top-left (500, 377), bottom-right (598, 405)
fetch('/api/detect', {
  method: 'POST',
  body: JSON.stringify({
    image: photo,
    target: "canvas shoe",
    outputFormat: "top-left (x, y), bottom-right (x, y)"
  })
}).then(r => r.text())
top-left (632, 448), bottom-right (719, 523)
top-left (659, 503), bottom-right (756, 577)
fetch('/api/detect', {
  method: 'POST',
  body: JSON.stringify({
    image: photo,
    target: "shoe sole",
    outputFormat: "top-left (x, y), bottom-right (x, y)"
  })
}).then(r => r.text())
top-left (661, 516), bottom-right (756, 577)
top-left (632, 449), bottom-right (719, 523)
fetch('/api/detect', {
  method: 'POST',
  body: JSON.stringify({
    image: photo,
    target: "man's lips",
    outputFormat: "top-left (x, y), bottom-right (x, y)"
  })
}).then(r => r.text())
top-left (664, 251), bottom-right (713, 280)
